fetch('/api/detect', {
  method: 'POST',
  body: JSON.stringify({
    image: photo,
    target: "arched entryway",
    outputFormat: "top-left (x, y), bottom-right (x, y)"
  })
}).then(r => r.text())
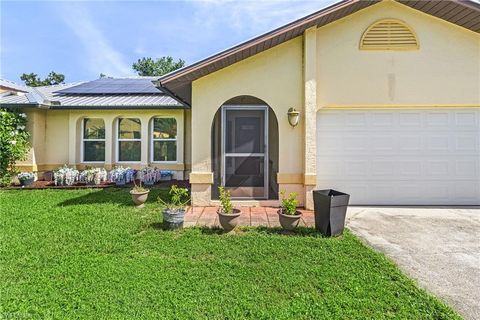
top-left (211, 96), bottom-right (279, 200)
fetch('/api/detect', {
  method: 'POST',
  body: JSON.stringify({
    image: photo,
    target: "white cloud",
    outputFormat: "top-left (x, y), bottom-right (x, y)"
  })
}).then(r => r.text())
top-left (56, 3), bottom-right (132, 77)
top-left (191, 0), bottom-right (336, 35)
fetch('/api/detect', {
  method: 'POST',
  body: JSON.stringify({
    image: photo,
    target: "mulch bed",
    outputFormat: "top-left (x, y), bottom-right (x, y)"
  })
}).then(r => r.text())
top-left (2, 179), bottom-right (191, 190)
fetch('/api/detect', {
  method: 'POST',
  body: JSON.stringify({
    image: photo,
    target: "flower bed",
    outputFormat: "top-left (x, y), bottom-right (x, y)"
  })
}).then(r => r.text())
top-left (4, 165), bottom-right (185, 189)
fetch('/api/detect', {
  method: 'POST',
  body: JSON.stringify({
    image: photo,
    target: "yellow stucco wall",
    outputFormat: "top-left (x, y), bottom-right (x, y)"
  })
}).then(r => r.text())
top-left (192, 37), bottom-right (304, 173)
top-left (191, 37), bottom-right (304, 205)
top-left (16, 108), bottom-right (47, 171)
top-left (316, 1), bottom-right (480, 108)
top-left (18, 109), bottom-right (188, 178)
top-left (45, 110), bottom-right (70, 166)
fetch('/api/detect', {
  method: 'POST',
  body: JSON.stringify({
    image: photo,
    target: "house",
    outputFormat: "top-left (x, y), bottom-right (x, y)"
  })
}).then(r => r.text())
top-left (0, 79), bottom-right (29, 94)
top-left (1, 0), bottom-right (479, 208)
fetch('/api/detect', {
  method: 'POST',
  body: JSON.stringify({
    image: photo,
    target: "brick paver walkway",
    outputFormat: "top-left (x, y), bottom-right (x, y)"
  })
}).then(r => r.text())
top-left (184, 207), bottom-right (315, 228)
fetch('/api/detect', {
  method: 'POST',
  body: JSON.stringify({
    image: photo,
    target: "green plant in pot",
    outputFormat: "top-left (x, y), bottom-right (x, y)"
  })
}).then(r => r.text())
top-left (217, 186), bottom-right (241, 232)
top-left (158, 185), bottom-right (189, 230)
top-left (277, 191), bottom-right (302, 231)
top-left (17, 172), bottom-right (35, 187)
top-left (130, 180), bottom-right (150, 208)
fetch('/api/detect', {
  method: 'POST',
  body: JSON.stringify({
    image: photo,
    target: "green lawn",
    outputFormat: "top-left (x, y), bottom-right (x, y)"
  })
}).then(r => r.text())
top-left (0, 188), bottom-right (459, 319)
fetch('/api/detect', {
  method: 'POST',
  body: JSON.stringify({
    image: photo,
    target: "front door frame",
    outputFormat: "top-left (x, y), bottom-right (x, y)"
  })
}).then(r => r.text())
top-left (221, 104), bottom-right (269, 200)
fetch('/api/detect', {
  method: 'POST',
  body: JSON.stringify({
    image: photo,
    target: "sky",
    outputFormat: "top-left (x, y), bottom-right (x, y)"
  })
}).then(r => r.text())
top-left (0, 0), bottom-right (337, 83)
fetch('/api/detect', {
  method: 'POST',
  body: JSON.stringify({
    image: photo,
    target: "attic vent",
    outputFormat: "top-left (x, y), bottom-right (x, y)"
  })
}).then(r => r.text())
top-left (360, 19), bottom-right (419, 50)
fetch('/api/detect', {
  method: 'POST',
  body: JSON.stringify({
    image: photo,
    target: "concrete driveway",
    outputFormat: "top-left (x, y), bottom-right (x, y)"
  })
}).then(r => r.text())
top-left (346, 207), bottom-right (480, 320)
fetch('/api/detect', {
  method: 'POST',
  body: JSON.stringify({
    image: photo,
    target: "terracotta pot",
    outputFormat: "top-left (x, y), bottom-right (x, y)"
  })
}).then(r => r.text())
top-left (130, 190), bottom-right (150, 208)
top-left (278, 210), bottom-right (302, 230)
top-left (217, 208), bottom-right (241, 232)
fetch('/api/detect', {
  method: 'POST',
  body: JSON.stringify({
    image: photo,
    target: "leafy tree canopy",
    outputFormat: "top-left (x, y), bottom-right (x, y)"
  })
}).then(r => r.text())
top-left (20, 71), bottom-right (65, 87)
top-left (132, 57), bottom-right (185, 77)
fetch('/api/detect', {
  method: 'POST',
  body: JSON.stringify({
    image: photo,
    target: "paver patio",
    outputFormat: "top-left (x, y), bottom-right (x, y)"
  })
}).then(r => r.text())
top-left (184, 207), bottom-right (315, 228)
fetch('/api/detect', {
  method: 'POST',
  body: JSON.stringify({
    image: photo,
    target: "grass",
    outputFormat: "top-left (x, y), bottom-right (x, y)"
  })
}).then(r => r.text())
top-left (0, 188), bottom-right (460, 319)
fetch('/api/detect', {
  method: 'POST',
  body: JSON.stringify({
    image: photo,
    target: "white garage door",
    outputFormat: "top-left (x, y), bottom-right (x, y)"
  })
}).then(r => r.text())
top-left (316, 108), bottom-right (480, 205)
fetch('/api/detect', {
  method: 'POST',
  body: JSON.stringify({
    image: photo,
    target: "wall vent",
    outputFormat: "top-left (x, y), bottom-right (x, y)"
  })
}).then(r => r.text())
top-left (360, 19), bottom-right (419, 50)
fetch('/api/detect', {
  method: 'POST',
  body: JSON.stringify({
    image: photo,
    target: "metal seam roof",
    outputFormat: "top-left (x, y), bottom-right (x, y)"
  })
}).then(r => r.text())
top-left (0, 79), bottom-right (188, 109)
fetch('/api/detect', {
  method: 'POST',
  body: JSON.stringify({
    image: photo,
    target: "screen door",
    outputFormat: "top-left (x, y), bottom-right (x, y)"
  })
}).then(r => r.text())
top-left (221, 105), bottom-right (268, 199)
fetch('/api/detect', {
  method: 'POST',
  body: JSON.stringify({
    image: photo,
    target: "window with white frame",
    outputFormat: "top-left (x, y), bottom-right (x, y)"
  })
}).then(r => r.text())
top-left (117, 118), bottom-right (141, 162)
top-left (152, 117), bottom-right (177, 162)
top-left (82, 118), bottom-right (105, 162)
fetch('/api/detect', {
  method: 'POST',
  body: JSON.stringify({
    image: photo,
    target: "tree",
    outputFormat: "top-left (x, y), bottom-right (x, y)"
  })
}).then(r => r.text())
top-left (132, 57), bottom-right (185, 76)
top-left (0, 109), bottom-right (30, 185)
top-left (20, 71), bottom-right (65, 87)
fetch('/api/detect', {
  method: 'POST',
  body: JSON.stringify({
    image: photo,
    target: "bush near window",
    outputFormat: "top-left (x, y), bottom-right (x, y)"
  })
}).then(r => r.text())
top-left (0, 108), bottom-right (30, 186)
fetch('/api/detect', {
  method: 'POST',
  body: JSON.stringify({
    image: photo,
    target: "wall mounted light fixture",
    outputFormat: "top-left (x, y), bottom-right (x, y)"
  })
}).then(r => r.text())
top-left (287, 107), bottom-right (300, 127)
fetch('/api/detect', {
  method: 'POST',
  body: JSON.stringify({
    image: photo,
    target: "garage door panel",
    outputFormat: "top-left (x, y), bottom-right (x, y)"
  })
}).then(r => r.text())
top-left (399, 136), bottom-right (423, 151)
top-left (426, 111), bottom-right (450, 127)
top-left (453, 181), bottom-right (480, 201)
top-left (425, 160), bottom-right (450, 176)
top-left (455, 135), bottom-right (477, 151)
top-left (317, 108), bottom-right (480, 205)
top-left (372, 112), bottom-right (394, 126)
top-left (399, 112), bottom-right (423, 126)
top-left (345, 113), bottom-right (367, 126)
top-left (371, 160), bottom-right (395, 176)
top-left (455, 160), bottom-right (478, 176)
top-left (455, 111), bottom-right (478, 127)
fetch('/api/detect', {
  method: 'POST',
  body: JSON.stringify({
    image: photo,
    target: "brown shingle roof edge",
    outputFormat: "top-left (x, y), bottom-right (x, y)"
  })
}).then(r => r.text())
top-left (159, 0), bottom-right (479, 101)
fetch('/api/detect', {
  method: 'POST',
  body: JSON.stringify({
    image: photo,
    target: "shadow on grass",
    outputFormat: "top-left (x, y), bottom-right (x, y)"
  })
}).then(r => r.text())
top-left (196, 225), bottom-right (330, 238)
top-left (57, 187), bottom-right (170, 207)
top-left (148, 222), bottom-right (190, 232)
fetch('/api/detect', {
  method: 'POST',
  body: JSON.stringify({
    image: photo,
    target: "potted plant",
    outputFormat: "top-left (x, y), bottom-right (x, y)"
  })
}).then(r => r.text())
top-left (54, 165), bottom-right (79, 186)
top-left (94, 168), bottom-right (108, 185)
top-left (17, 172), bottom-right (35, 187)
top-left (80, 167), bottom-right (107, 185)
top-left (129, 180), bottom-right (150, 208)
top-left (158, 185), bottom-right (189, 229)
top-left (159, 170), bottom-right (173, 181)
top-left (217, 186), bottom-right (241, 232)
top-left (140, 166), bottom-right (156, 186)
top-left (110, 166), bottom-right (135, 186)
top-left (277, 191), bottom-right (302, 231)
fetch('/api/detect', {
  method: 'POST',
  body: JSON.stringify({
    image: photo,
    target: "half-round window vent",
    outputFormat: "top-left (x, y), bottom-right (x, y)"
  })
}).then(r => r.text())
top-left (360, 19), bottom-right (419, 50)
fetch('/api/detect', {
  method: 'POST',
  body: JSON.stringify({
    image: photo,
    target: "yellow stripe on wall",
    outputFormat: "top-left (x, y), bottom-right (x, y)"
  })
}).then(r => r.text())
top-left (322, 104), bottom-right (480, 110)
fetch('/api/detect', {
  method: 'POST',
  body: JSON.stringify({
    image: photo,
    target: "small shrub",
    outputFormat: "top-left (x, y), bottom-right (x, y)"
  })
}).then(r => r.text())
top-left (158, 185), bottom-right (189, 209)
top-left (218, 186), bottom-right (233, 214)
top-left (0, 109), bottom-right (30, 186)
top-left (280, 191), bottom-right (299, 215)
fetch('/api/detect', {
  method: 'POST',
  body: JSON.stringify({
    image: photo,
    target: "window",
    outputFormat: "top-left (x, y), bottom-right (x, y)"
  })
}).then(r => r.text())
top-left (117, 118), bottom-right (141, 162)
top-left (360, 19), bottom-right (419, 50)
top-left (82, 118), bottom-right (105, 162)
top-left (152, 117), bottom-right (177, 162)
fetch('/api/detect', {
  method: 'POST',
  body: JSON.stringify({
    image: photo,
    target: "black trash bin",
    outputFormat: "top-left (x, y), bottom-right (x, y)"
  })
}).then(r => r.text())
top-left (313, 189), bottom-right (350, 237)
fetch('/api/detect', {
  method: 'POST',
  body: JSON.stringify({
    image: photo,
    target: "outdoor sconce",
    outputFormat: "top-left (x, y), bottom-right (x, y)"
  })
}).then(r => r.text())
top-left (287, 107), bottom-right (300, 127)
